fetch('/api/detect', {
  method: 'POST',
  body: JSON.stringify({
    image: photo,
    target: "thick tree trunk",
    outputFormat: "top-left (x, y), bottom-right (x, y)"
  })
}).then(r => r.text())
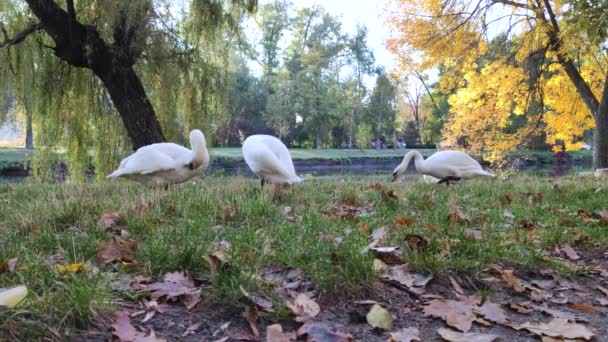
top-left (24, 0), bottom-right (165, 150)
top-left (593, 112), bottom-right (608, 169)
top-left (95, 67), bottom-right (165, 150)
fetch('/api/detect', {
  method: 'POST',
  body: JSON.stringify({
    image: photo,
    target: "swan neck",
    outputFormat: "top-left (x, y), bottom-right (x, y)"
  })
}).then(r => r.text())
top-left (400, 151), bottom-right (424, 172)
top-left (191, 135), bottom-right (209, 169)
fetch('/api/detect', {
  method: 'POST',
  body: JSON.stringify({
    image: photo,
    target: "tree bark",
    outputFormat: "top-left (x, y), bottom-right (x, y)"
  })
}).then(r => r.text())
top-left (594, 75), bottom-right (608, 169)
top-left (25, 101), bottom-right (33, 149)
top-left (24, 0), bottom-right (164, 149)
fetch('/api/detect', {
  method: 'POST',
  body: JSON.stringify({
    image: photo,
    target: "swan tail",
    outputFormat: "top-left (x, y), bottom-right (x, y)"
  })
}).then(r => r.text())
top-left (479, 170), bottom-right (495, 177)
top-left (106, 169), bottom-right (124, 179)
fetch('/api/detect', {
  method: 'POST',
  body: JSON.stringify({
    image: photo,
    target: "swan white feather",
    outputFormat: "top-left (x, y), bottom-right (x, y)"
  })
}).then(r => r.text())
top-left (242, 134), bottom-right (302, 184)
top-left (392, 150), bottom-right (494, 184)
top-left (106, 129), bottom-right (210, 187)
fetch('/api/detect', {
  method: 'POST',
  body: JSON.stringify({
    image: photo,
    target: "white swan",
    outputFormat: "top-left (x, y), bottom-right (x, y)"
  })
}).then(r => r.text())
top-left (106, 129), bottom-right (210, 188)
top-left (242, 134), bottom-right (302, 186)
top-left (392, 150), bottom-right (494, 185)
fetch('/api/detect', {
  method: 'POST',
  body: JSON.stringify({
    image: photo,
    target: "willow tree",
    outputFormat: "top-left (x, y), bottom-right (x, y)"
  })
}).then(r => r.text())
top-left (0, 0), bottom-right (256, 180)
top-left (386, 0), bottom-right (608, 167)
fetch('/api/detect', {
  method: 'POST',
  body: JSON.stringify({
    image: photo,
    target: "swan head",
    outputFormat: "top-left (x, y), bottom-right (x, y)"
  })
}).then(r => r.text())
top-left (391, 150), bottom-right (421, 182)
top-left (189, 129), bottom-right (208, 169)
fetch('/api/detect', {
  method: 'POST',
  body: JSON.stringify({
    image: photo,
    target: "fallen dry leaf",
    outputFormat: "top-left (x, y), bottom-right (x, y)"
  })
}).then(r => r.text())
top-left (285, 293), bottom-right (320, 318)
top-left (476, 300), bottom-right (508, 324)
top-left (394, 217), bottom-right (416, 226)
top-left (181, 322), bottom-right (202, 337)
top-left (508, 302), bottom-right (530, 314)
top-left (243, 305), bottom-right (259, 338)
top-left (371, 226), bottom-right (388, 241)
top-left (449, 276), bottom-right (465, 295)
top-left (514, 318), bottom-right (594, 340)
top-left (500, 269), bottom-right (528, 292)
top-left (561, 244), bottom-right (580, 260)
top-left (139, 272), bottom-right (200, 309)
top-left (436, 328), bottom-right (498, 342)
top-left (240, 286), bottom-right (273, 311)
top-left (97, 236), bottom-right (136, 264)
top-left (423, 298), bottom-right (478, 332)
top-left (98, 211), bottom-right (125, 229)
top-left (57, 262), bottom-right (87, 273)
top-left (112, 312), bottom-right (139, 342)
top-left (134, 330), bottom-right (166, 342)
top-left (382, 264), bottom-right (433, 294)
top-left (404, 234), bottom-right (429, 252)
top-left (369, 246), bottom-right (404, 264)
top-left (388, 327), bottom-right (420, 342)
top-left (448, 207), bottom-right (469, 224)
top-left (203, 251), bottom-right (229, 276)
top-left (568, 303), bottom-right (603, 315)
top-left (6, 258), bottom-right (18, 273)
top-left (463, 229), bottom-right (482, 241)
top-left (366, 304), bottom-right (393, 330)
top-left (296, 320), bottom-right (353, 342)
top-left (266, 324), bottom-right (296, 342)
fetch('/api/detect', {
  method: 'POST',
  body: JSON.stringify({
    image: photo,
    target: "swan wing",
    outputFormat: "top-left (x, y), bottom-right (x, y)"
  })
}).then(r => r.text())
top-left (246, 145), bottom-right (293, 180)
top-left (423, 151), bottom-right (486, 178)
top-left (109, 146), bottom-right (179, 177)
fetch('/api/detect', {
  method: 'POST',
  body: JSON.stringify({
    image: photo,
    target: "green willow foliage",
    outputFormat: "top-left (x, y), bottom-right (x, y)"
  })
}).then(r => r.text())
top-left (0, 0), bottom-right (256, 182)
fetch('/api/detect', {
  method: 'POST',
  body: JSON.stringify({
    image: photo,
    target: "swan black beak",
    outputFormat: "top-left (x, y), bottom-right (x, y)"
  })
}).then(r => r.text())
top-left (391, 173), bottom-right (398, 182)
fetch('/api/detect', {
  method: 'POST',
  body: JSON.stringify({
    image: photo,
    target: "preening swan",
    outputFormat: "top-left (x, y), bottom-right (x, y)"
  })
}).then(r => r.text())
top-left (392, 150), bottom-right (494, 185)
top-left (106, 129), bottom-right (210, 187)
top-left (242, 134), bottom-right (302, 186)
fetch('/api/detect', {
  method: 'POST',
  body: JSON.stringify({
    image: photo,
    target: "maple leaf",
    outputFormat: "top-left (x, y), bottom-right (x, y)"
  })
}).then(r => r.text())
top-left (240, 286), bottom-right (273, 311)
top-left (381, 264), bottom-right (433, 294)
top-left (448, 207), bottom-right (469, 224)
top-left (388, 327), bottom-right (420, 342)
top-left (98, 211), bottom-right (125, 229)
top-left (436, 328), bottom-right (498, 342)
top-left (96, 236), bottom-right (136, 264)
top-left (561, 244), bottom-right (580, 260)
top-left (394, 217), bottom-right (416, 226)
top-left (296, 320), bottom-right (353, 342)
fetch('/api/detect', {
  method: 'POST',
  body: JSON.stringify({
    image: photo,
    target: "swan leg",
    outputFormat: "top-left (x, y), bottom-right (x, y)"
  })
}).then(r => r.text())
top-left (261, 178), bottom-right (266, 188)
top-left (437, 176), bottom-right (461, 186)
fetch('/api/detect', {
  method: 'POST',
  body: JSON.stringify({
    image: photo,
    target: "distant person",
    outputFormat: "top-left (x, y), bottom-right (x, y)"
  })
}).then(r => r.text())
top-left (555, 145), bottom-right (569, 164)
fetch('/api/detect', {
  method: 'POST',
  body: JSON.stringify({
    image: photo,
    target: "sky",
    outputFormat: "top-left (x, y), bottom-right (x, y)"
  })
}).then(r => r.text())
top-left (245, 0), bottom-right (396, 84)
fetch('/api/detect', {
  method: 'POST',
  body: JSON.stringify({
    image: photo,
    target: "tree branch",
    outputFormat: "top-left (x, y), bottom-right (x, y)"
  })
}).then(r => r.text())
top-left (492, 0), bottom-right (532, 10)
top-left (0, 22), bottom-right (43, 49)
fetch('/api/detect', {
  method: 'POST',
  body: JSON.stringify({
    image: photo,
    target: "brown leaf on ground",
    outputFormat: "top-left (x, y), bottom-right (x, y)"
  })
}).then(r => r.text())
top-left (508, 302), bottom-right (531, 314)
top-left (203, 251), bottom-right (229, 276)
top-left (131, 300), bottom-right (169, 323)
top-left (500, 269), bottom-right (528, 292)
top-left (476, 300), bottom-right (508, 324)
top-left (296, 320), bottom-right (353, 342)
top-left (394, 217), bottom-right (416, 226)
top-left (514, 318), bottom-right (594, 340)
top-left (449, 276), bottom-right (465, 295)
top-left (368, 183), bottom-right (399, 199)
top-left (448, 207), bottom-right (469, 224)
top-left (530, 279), bottom-right (556, 290)
top-left (404, 234), bottom-right (429, 252)
top-left (240, 286), bottom-right (273, 311)
top-left (596, 209), bottom-right (608, 224)
top-left (568, 303), bottom-right (603, 315)
top-left (561, 244), bottom-right (580, 260)
top-left (423, 298), bottom-right (477, 332)
top-left (98, 211), bottom-right (125, 229)
top-left (112, 311), bottom-right (139, 342)
top-left (134, 330), bottom-right (166, 342)
top-left (597, 285), bottom-right (608, 296)
top-left (267, 324), bottom-right (296, 342)
top-left (382, 264), bottom-right (433, 293)
top-left (366, 304), bottom-right (393, 330)
top-left (529, 304), bottom-right (578, 320)
top-left (243, 305), bottom-right (259, 338)
top-left (97, 236), bottom-right (137, 264)
top-left (369, 247), bottom-right (404, 264)
top-left (463, 229), bottom-right (482, 241)
top-left (502, 194), bottom-right (513, 204)
top-left (519, 219), bottom-right (536, 229)
top-left (436, 328), bottom-right (498, 342)
top-left (388, 327), bottom-right (420, 342)
top-left (1, 257), bottom-right (18, 273)
top-left (181, 322), bottom-right (203, 337)
top-left (285, 293), bottom-right (320, 318)
top-left (139, 272), bottom-right (199, 309)
top-left (424, 223), bottom-right (439, 232)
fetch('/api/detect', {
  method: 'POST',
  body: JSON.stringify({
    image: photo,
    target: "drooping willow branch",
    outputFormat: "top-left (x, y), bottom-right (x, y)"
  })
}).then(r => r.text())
top-left (0, 22), bottom-right (43, 49)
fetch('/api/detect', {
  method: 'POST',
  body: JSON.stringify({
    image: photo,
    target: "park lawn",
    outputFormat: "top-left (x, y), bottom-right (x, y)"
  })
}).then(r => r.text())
top-left (1, 175), bottom-right (607, 340)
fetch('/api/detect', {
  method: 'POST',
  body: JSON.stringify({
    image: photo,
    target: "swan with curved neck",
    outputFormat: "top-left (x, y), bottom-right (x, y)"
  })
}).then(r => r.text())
top-left (242, 134), bottom-right (302, 186)
top-left (392, 150), bottom-right (494, 185)
top-left (106, 129), bottom-right (210, 188)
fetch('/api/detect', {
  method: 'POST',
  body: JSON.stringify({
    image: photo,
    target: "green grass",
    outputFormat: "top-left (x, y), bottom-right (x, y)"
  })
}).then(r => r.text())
top-left (1, 175), bottom-right (607, 339)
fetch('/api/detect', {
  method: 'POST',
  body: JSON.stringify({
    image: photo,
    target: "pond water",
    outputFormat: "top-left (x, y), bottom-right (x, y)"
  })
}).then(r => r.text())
top-left (0, 160), bottom-right (594, 185)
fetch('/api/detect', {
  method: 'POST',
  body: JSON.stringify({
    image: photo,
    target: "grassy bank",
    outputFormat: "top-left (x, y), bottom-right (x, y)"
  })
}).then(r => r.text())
top-left (1, 175), bottom-right (607, 339)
